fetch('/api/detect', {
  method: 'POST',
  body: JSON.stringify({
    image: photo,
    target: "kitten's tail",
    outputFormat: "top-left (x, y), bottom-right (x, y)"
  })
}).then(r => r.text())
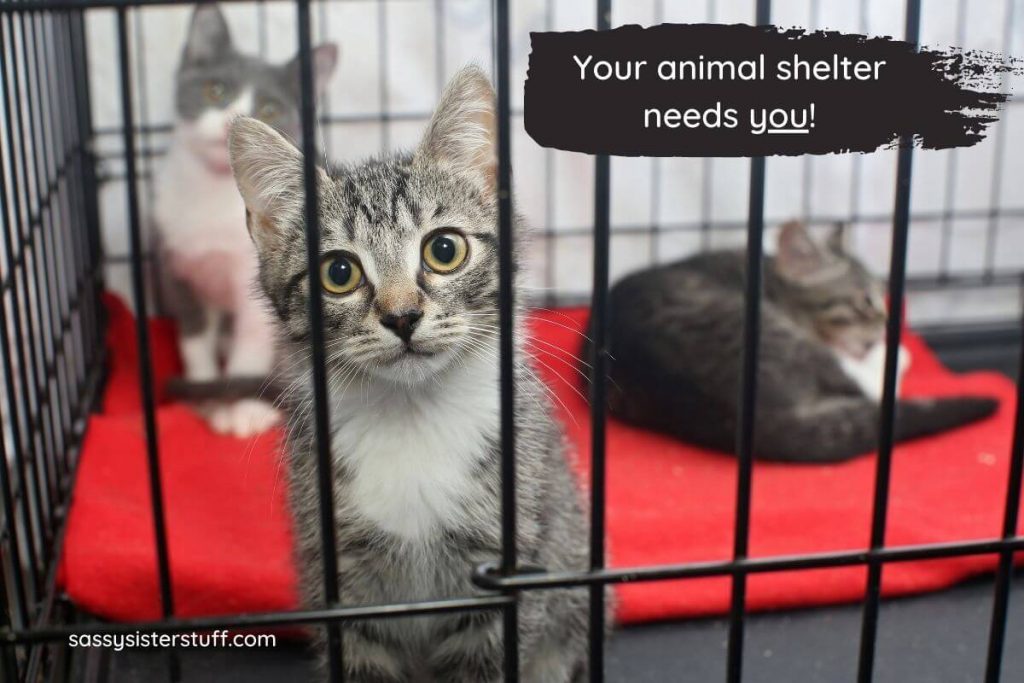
top-left (893, 396), bottom-right (999, 444)
top-left (758, 395), bottom-right (999, 463)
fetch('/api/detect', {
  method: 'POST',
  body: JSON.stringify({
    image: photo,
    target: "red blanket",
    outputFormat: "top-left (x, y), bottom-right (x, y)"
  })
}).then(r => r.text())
top-left (61, 295), bottom-right (1020, 625)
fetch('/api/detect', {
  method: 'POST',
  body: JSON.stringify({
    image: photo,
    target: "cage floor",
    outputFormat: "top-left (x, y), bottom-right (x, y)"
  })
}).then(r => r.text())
top-left (90, 569), bottom-right (1024, 682)
top-left (77, 334), bottom-right (1023, 683)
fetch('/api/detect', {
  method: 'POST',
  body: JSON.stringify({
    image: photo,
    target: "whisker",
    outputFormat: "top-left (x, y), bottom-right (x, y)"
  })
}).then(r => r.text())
top-left (461, 330), bottom-right (581, 427)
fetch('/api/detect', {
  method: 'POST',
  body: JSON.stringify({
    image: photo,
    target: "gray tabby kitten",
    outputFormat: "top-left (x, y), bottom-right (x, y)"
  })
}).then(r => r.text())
top-left (228, 67), bottom-right (591, 681)
top-left (154, 3), bottom-right (336, 436)
top-left (592, 221), bottom-right (997, 462)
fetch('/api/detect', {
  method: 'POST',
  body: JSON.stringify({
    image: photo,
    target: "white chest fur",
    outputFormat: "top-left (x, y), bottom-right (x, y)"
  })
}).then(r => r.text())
top-left (153, 135), bottom-right (261, 311)
top-left (835, 342), bottom-right (912, 402)
top-left (153, 137), bottom-right (253, 259)
top-left (328, 354), bottom-right (500, 541)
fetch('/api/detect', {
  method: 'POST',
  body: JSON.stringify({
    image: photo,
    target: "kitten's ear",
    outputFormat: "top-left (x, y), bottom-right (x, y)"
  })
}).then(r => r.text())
top-left (228, 117), bottom-right (328, 252)
top-left (415, 65), bottom-right (497, 194)
top-left (776, 220), bottom-right (831, 282)
top-left (827, 222), bottom-right (850, 254)
top-left (182, 3), bottom-right (232, 65)
top-left (284, 43), bottom-right (340, 98)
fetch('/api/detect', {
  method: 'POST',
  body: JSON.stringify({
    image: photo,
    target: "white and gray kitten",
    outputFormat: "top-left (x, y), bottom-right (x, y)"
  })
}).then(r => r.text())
top-left (228, 67), bottom-right (593, 681)
top-left (153, 3), bottom-right (336, 436)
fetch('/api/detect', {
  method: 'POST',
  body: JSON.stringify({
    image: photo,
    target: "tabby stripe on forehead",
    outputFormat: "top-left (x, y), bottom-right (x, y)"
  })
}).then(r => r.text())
top-left (406, 197), bottom-right (423, 227)
top-left (389, 170), bottom-right (409, 225)
top-left (358, 203), bottom-right (374, 226)
top-left (343, 178), bottom-right (374, 228)
top-left (335, 194), bottom-right (357, 241)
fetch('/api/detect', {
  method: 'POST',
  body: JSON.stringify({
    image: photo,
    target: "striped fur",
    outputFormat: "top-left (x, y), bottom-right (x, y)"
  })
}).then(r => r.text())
top-left (229, 66), bottom-right (595, 681)
top-left (590, 221), bottom-right (998, 463)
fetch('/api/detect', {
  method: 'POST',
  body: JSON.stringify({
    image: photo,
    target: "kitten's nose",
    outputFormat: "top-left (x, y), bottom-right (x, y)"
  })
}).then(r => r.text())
top-left (380, 309), bottom-right (423, 343)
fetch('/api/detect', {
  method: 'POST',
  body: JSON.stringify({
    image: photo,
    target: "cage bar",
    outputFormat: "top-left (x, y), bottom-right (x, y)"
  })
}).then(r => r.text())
top-left (30, 8), bottom-right (73, 490)
top-left (647, 0), bottom-right (663, 264)
top-left (856, 2), bottom-right (922, 681)
top-left (68, 8), bottom-right (105, 388)
top-left (114, 6), bottom-right (175, 621)
top-left (542, 0), bottom-right (556, 303)
top-left (984, 306), bottom-right (1024, 682)
top-left (800, 0), bottom-right (820, 222)
top-left (40, 10), bottom-right (71, 482)
top-left (725, 149), bottom-right (765, 683)
top-left (938, 0), bottom-right (968, 281)
top-left (493, 0), bottom-right (519, 679)
top-left (5, 595), bottom-right (516, 646)
top-left (110, 21), bottom-right (179, 680)
top-left (317, 0), bottom-right (334, 152)
top-left (377, 0), bottom-right (389, 154)
top-left (20, 9), bottom-right (64, 521)
top-left (295, 1), bottom-right (344, 680)
top-left (132, 7), bottom-right (164, 319)
top-left (3, 532), bottom-right (1022, 649)
top-left (0, 7), bottom-right (45, 613)
top-left (0, 6), bottom-right (108, 679)
top-left (0, 562), bottom-right (19, 680)
top-left (257, 0), bottom-right (267, 56)
top-left (0, 356), bottom-right (28, 634)
top-left (8, 8), bottom-right (57, 542)
top-left (588, 5), bottom-right (611, 680)
top-left (28, 8), bottom-right (55, 551)
top-left (726, 2), bottom-right (771, 681)
top-left (983, 0), bottom-right (1017, 280)
top-left (54, 10), bottom-right (92, 412)
top-left (847, 0), bottom-right (870, 228)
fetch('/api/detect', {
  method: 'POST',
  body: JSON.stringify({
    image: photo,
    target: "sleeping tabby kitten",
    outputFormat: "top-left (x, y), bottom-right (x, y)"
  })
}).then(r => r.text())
top-left (228, 67), bottom-right (591, 681)
top-left (590, 221), bottom-right (997, 463)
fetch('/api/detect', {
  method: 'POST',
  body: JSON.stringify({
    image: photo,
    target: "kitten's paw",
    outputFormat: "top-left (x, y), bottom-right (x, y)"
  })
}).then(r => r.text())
top-left (208, 400), bottom-right (281, 438)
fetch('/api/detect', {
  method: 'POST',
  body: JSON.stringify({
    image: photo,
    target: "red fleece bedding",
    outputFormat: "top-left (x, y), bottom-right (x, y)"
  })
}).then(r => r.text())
top-left (61, 294), bottom-right (1021, 625)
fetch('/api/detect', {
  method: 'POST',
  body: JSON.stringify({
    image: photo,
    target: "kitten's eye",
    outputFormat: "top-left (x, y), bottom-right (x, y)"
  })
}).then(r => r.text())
top-left (257, 101), bottom-right (280, 123)
top-left (203, 80), bottom-right (227, 105)
top-left (422, 232), bottom-right (468, 274)
top-left (320, 254), bottom-right (363, 295)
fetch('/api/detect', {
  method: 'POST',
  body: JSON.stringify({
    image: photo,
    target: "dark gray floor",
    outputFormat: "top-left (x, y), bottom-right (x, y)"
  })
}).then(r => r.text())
top-left (90, 334), bottom-right (1023, 682)
top-left (100, 571), bottom-right (1024, 682)
top-left (606, 572), bottom-right (1024, 683)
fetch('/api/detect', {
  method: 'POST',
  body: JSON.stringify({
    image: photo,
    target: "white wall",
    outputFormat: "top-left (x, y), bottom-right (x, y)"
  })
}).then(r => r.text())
top-left (86, 0), bottom-right (1024, 327)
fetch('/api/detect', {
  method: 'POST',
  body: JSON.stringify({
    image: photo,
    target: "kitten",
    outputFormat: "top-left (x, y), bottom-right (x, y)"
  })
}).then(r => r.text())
top-left (153, 4), bottom-right (337, 436)
top-left (228, 67), bottom-right (592, 681)
top-left (591, 221), bottom-right (998, 463)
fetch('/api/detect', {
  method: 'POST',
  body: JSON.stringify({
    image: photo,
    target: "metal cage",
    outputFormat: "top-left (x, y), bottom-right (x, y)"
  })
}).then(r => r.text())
top-left (0, 0), bottom-right (1022, 682)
